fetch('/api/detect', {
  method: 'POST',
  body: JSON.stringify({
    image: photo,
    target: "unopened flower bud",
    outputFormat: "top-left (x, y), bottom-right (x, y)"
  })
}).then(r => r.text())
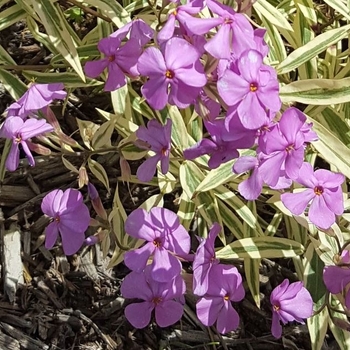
top-left (120, 156), bottom-right (131, 183)
top-left (85, 235), bottom-right (99, 246)
top-left (87, 182), bottom-right (107, 221)
top-left (78, 166), bottom-right (89, 188)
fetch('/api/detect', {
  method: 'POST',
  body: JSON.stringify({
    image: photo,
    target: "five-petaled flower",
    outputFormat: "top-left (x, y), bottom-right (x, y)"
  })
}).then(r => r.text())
top-left (0, 116), bottom-right (54, 171)
top-left (124, 207), bottom-right (190, 282)
top-left (84, 36), bottom-right (141, 91)
top-left (136, 118), bottom-right (172, 182)
top-left (281, 162), bottom-right (345, 229)
top-left (196, 264), bottom-right (245, 334)
top-left (270, 279), bottom-right (313, 339)
top-left (121, 266), bottom-right (186, 328)
top-left (6, 83), bottom-right (67, 119)
top-left (193, 222), bottom-right (221, 296)
top-left (41, 188), bottom-right (90, 255)
top-left (137, 37), bottom-right (207, 110)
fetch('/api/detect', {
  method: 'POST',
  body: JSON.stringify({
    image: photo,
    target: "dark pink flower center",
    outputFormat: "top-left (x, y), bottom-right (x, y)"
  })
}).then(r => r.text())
top-left (161, 147), bottom-right (168, 156)
top-left (108, 55), bottom-right (115, 62)
top-left (55, 216), bottom-right (60, 223)
top-left (152, 296), bottom-right (162, 305)
top-left (224, 294), bottom-right (230, 301)
top-left (153, 238), bottom-right (162, 248)
top-left (250, 83), bottom-right (258, 92)
top-left (285, 144), bottom-right (294, 152)
top-left (14, 134), bottom-right (22, 143)
top-left (314, 186), bottom-right (324, 196)
top-left (273, 304), bottom-right (280, 312)
top-left (224, 17), bottom-right (233, 24)
top-left (165, 69), bottom-right (175, 79)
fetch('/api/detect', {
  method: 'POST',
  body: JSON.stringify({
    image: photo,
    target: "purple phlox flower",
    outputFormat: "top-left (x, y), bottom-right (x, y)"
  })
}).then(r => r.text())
top-left (218, 49), bottom-right (281, 130)
top-left (233, 155), bottom-right (292, 201)
top-left (281, 162), bottom-right (345, 230)
top-left (87, 182), bottom-right (107, 220)
top-left (157, 0), bottom-right (205, 43)
top-left (270, 279), bottom-right (313, 339)
top-left (183, 119), bottom-right (240, 169)
top-left (41, 188), bottom-right (90, 255)
top-left (123, 207), bottom-right (190, 282)
top-left (258, 107), bottom-right (307, 185)
top-left (0, 116), bottom-right (53, 171)
top-left (256, 117), bottom-right (278, 154)
top-left (301, 121), bottom-right (318, 143)
top-left (223, 108), bottom-right (258, 146)
top-left (323, 265), bottom-right (350, 308)
top-left (137, 37), bottom-right (207, 110)
top-left (184, 0), bottom-right (254, 59)
top-left (193, 222), bottom-right (221, 296)
top-left (6, 83), bottom-right (66, 119)
top-left (233, 156), bottom-right (263, 201)
top-left (196, 264), bottom-right (245, 334)
top-left (84, 36), bottom-right (141, 91)
top-left (121, 266), bottom-right (186, 328)
top-left (110, 19), bottom-right (154, 46)
top-left (136, 118), bottom-right (172, 182)
top-left (194, 90), bottom-right (221, 121)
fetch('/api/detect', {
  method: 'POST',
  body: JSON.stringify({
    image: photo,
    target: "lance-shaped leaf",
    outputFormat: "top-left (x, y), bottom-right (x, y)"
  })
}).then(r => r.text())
top-left (276, 24), bottom-right (350, 74)
top-left (216, 236), bottom-right (305, 259)
top-left (31, 0), bottom-right (85, 81)
top-left (280, 77), bottom-right (350, 105)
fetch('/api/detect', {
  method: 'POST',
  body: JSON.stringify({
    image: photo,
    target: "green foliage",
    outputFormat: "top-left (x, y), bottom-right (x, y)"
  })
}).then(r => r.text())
top-left (1, 0), bottom-right (350, 347)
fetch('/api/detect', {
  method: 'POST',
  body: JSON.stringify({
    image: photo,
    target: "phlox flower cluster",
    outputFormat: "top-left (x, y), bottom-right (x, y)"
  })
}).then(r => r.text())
top-left (120, 213), bottom-right (313, 336)
top-left (0, 83), bottom-right (66, 171)
top-left (84, 3), bottom-right (345, 230)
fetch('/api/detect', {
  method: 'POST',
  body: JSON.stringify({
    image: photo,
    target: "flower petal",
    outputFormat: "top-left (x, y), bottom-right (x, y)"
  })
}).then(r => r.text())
top-left (155, 300), bottom-right (183, 327)
top-left (281, 189), bottom-right (315, 216)
top-left (216, 302), bottom-right (240, 334)
top-left (121, 270), bottom-right (153, 300)
top-left (141, 78), bottom-right (168, 110)
top-left (309, 195), bottom-right (335, 229)
top-left (125, 302), bottom-right (153, 328)
top-left (323, 266), bottom-right (350, 294)
top-left (152, 248), bottom-right (182, 282)
top-left (124, 243), bottom-right (155, 272)
top-left (45, 221), bottom-right (59, 249)
top-left (6, 142), bottom-right (20, 171)
top-left (196, 296), bottom-right (223, 326)
top-left (271, 311), bottom-right (282, 339)
top-left (59, 223), bottom-right (85, 255)
top-left (136, 155), bottom-right (161, 182)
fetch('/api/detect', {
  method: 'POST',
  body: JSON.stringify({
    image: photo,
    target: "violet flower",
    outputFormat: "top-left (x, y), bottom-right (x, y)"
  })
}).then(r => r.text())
top-left (110, 19), bottom-right (154, 46)
top-left (157, 0), bottom-right (204, 43)
top-left (124, 207), bottom-right (190, 282)
top-left (193, 223), bottom-right (221, 296)
top-left (137, 37), bottom-right (207, 110)
top-left (218, 50), bottom-right (281, 130)
top-left (41, 189), bottom-right (90, 255)
top-left (184, 0), bottom-right (254, 59)
top-left (121, 266), bottom-right (186, 328)
top-left (136, 119), bottom-right (172, 182)
top-left (196, 264), bottom-right (245, 334)
top-left (184, 119), bottom-right (241, 169)
top-left (7, 83), bottom-right (67, 119)
top-left (323, 265), bottom-right (350, 308)
top-left (281, 162), bottom-right (345, 230)
top-left (0, 116), bottom-right (54, 171)
top-left (270, 279), bottom-right (313, 339)
top-left (84, 36), bottom-right (141, 91)
top-left (258, 107), bottom-right (307, 185)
